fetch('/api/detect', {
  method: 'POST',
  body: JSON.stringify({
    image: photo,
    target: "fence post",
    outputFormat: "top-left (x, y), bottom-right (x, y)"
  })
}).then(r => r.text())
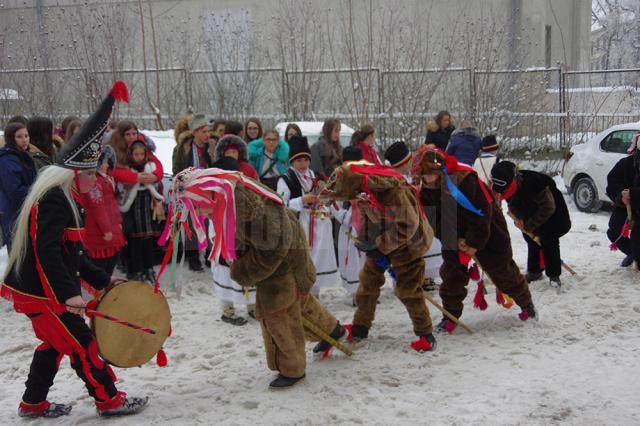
top-left (560, 66), bottom-right (567, 149)
top-left (281, 68), bottom-right (287, 119)
top-left (470, 67), bottom-right (477, 122)
top-left (183, 68), bottom-right (191, 113)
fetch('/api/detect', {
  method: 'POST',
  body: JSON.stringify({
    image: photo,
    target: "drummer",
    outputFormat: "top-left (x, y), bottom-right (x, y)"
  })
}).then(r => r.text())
top-left (0, 83), bottom-right (149, 419)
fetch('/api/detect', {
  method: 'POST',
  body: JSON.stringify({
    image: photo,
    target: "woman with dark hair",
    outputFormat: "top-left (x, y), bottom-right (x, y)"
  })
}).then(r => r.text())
top-left (244, 117), bottom-right (263, 143)
top-left (350, 123), bottom-right (381, 165)
top-left (27, 117), bottom-right (56, 170)
top-left (56, 115), bottom-right (80, 140)
top-left (424, 110), bottom-right (455, 151)
top-left (284, 123), bottom-right (302, 143)
top-left (108, 120), bottom-right (163, 187)
top-left (0, 122), bottom-right (37, 248)
top-left (64, 119), bottom-right (82, 143)
top-left (310, 118), bottom-right (342, 176)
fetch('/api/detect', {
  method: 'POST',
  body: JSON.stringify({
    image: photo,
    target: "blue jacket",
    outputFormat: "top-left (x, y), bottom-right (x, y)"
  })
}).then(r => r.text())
top-left (0, 147), bottom-right (37, 247)
top-left (247, 139), bottom-right (290, 177)
top-left (446, 127), bottom-right (483, 166)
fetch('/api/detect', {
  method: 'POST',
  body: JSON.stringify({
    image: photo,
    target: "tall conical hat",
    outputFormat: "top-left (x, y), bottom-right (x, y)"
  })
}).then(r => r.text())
top-left (56, 81), bottom-right (129, 169)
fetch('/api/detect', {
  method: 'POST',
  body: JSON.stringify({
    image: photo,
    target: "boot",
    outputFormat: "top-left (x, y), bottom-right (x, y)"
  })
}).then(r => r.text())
top-left (519, 302), bottom-right (538, 321)
top-left (313, 323), bottom-right (347, 353)
top-left (411, 333), bottom-right (437, 352)
top-left (549, 276), bottom-right (562, 289)
top-left (221, 304), bottom-right (247, 326)
top-left (144, 269), bottom-right (156, 284)
top-left (188, 255), bottom-right (204, 272)
top-left (269, 373), bottom-right (305, 389)
top-left (435, 317), bottom-right (456, 333)
top-left (621, 255), bottom-right (634, 267)
top-left (525, 271), bottom-right (543, 283)
top-left (98, 396), bottom-right (149, 417)
top-left (349, 324), bottom-right (369, 343)
top-left (18, 401), bottom-right (72, 418)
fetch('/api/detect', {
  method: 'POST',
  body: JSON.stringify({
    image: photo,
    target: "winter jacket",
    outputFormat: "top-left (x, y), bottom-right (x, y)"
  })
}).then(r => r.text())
top-left (506, 170), bottom-right (571, 239)
top-left (607, 153), bottom-right (640, 219)
top-left (310, 138), bottom-right (342, 177)
top-left (28, 145), bottom-right (53, 171)
top-left (112, 151), bottom-right (164, 185)
top-left (424, 120), bottom-right (455, 151)
top-left (446, 127), bottom-right (483, 166)
top-left (172, 130), bottom-right (215, 176)
top-left (247, 138), bottom-right (290, 177)
top-left (82, 173), bottom-right (126, 259)
top-left (1, 188), bottom-right (110, 314)
top-left (214, 136), bottom-right (258, 180)
top-left (0, 147), bottom-right (37, 247)
top-left (354, 142), bottom-right (381, 165)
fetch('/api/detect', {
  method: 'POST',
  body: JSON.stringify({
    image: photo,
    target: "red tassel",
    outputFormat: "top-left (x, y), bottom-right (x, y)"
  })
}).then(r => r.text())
top-left (444, 319), bottom-right (457, 333)
top-left (156, 349), bottom-right (167, 367)
top-left (473, 281), bottom-right (488, 311)
top-left (469, 263), bottom-right (480, 281)
top-left (609, 242), bottom-right (618, 251)
top-left (496, 289), bottom-right (505, 306)
top-left (109, 80), bottom-right (129, 104)
top-left (410, 336), bottom-right (433, 352)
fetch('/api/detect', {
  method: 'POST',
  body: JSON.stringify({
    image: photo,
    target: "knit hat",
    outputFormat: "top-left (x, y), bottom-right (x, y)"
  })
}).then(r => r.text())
top-left (188, 113), bottom-right (209, 131)
top-left (288, 135), bottom-right (311, 162)
top-left (342, 146), bottom-right (363, 163)
top-left (481, 135), bottom-right (499, 152)
top-left (490, 161), bottom-right (518, 193)
top-left (56, 81), bottom-right (128, 169)
top-left (384, 141), bottom-right (411, 167)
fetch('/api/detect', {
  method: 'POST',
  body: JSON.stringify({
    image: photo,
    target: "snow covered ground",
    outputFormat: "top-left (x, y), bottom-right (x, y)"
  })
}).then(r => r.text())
top-left (1, 196), bottom-right (639, 425)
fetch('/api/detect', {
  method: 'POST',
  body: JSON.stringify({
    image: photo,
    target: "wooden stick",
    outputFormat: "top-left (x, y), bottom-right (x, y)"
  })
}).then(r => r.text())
top-left (302, 317), bottom-right (353, 357)
top-left (423, 293), bottom-right (474, 335)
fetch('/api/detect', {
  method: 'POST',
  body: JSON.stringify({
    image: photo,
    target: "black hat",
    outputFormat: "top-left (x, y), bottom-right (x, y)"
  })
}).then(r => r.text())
top-left (482, 135), bottom-right (499, 152)
top-left (213, 156), bottom-right (239, 171)
top-left (490, 160), bottom-right (517, 193)
top-left (384, 141), bottom-right (411, 167)
top-left (56, 81), bottom-right (128, 169)
top-left (288, 135), bottom-right (311, 161)
top-left (342, 146), bottom-right (363, 162)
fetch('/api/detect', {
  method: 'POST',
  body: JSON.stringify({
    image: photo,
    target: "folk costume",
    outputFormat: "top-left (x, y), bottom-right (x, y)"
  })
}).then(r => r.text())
top-left (277, 136), bottom-right (338, 294)
top-left (491, 161), bottom-right (571, 287)
top-left (321, 159), bottom-right (437, 351)
top-left (165, 168), bottom-right (347, 389)
top-left (414, 147), bottom-right (536, 333)
top-left (0, 82), bottom-right (148, 418)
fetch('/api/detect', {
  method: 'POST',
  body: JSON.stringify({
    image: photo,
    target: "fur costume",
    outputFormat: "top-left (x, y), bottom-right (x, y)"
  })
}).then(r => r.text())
top-left (321, 162), bottom-right (434, 336)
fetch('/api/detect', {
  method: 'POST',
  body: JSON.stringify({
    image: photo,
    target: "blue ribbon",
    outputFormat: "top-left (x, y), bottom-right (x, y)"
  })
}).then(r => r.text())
top-left (375, 256), bottom-right (397, 280)
top-left (442, 165), bottom-right (484, 217)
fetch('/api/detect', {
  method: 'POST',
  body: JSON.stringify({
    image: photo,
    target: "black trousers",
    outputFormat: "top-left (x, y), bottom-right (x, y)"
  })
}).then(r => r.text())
top-left (23, 311), bottom-right (118, 404)
top-left (89, 255), bottom-right (119, 276)
top-left (607, 207), bottom-right (634, 256)
top-left (525, 233), bottom-right (561, 278)
top-left (127, 237), bottom-right (155, 274)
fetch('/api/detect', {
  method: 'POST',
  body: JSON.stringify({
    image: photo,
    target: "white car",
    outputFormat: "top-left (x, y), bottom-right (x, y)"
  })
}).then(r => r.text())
top-left (275, 121), bottom-right (355, 148)
top-left (563, 122), bottom-right (640, 212)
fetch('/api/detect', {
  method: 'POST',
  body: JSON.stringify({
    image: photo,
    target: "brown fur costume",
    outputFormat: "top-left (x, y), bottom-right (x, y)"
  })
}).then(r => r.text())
top-left (229, 185), bottom-right (337, 378)
top-left (416, 149), bottom-right (533, 319)
top-left (323, 162), bottom-right (434, 336)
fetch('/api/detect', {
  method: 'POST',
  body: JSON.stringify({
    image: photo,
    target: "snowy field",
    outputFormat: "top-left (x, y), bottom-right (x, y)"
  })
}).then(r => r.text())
top-left (1, 193), bottom-right (639, 425)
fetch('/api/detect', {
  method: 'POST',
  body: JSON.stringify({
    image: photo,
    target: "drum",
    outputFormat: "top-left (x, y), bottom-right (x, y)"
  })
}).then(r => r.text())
top-left (91, 280), bottom-right (171, 368)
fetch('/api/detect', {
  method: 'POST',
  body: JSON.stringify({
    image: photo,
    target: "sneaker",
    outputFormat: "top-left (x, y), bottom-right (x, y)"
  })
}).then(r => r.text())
top-left (434, 317), bottom-right (456, 333)
top-left (18, 401), bottom-right (72, 418)
top-left (621, 255), bottom-right (634, 267)
top-left (269, 374), bottom-right (305, 389)
top-left (422, 278), bottom-right (437, 292)
top-left (188, 256), bottom-right (204, 272)
top-left (313, 323), bottom-right (347, 353)
top-left (98, 396), bottom-right (149, 417)
top-left (221, 314), bottom-right (248, 326)
top-left (525, 271), bottom-right (543, 283)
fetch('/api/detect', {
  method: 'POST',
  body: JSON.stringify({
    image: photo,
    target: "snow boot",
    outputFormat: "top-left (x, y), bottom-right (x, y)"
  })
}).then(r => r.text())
top-left (18, 401), bottom-right (72, 418)
top-left (188, 256), bottom-right (204, 272)
top-left (518, 302), bottom-right (538, 321)
top-left (313, 323), bottom-right (347, 353)
top-left (269, 373), bottom-right (305, 389)
top-left (97, 395), bottom-right (149, 417)
top-left (435, 317), bottom-right (457, 333)
top-left (411, 333), bottom-right (437, 352)
top-left (349, 324), bottom-right (368, 341)
top-left (621, 255), bottom-right (634, 267)
top-left (525, 271), bottom-right (543, 283)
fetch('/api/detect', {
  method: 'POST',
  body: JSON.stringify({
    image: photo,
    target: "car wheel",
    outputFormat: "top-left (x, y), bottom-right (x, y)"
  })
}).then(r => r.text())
top-left (573, 177), bottom-right (602, 213)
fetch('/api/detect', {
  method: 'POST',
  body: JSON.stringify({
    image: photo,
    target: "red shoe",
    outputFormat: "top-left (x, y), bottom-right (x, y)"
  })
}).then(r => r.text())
top-left (18, 400), bottom-right (72, 418)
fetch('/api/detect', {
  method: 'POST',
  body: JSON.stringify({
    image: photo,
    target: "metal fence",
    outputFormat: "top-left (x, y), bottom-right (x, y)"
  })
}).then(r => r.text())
top-left (1, 66), bottom-right (639, 151)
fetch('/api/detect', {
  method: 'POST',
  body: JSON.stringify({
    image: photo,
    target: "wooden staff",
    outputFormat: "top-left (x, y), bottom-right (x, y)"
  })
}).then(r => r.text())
top-left (423, 293), bottom-right (474, 335)
top-left (302, 317), bottom-right (353, 357)
top-left (507, 211), bottom-right (577, 276)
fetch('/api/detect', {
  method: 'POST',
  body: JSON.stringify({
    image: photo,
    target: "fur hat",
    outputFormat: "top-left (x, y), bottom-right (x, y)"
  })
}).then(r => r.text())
top-left (490, 161), bottom-right (517, 193)
top-left (215, 134), bottom-right (248, 162)
top-left (56, 81), bottom-right (128, 170)
top-left (384, 141), bottom-right (412, 167)
top-left (342, 145), bottom-right (363, 163)
top-left (188, 113), bottom-right (209, 131)
top-left (482, 135), bottom-right (499, 152)
top-left (288, 135), bottom-right (311, 162)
